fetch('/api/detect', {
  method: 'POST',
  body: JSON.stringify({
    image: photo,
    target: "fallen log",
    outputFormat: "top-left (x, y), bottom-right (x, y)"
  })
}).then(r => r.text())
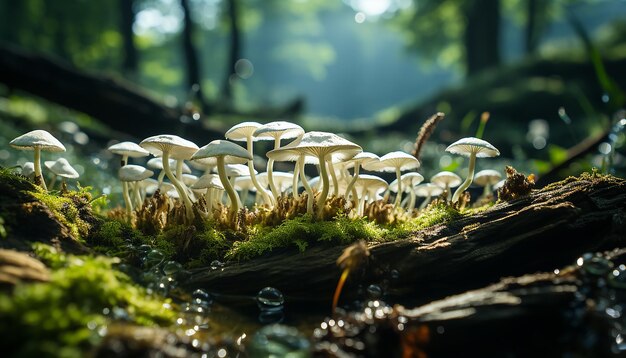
top-left (186, 173), bottom-right (626, 308)
top-left (312, 248), bottom-right (626, 357)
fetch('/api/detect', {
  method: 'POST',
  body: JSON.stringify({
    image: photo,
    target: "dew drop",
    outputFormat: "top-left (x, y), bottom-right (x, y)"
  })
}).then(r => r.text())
top-left (256, 287), bottom-right (285, 311)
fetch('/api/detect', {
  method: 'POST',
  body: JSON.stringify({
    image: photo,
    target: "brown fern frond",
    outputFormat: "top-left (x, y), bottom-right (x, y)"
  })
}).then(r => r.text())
top-left (412, 112), bottom-right (445, 160)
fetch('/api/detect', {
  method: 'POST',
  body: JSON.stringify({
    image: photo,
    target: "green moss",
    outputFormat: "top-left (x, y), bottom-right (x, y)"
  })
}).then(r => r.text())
top-left (30, 188), bottom-right (92, 240)
top-left (88, 220), bottom-right (146, 257)
top-left (383, 203), bottom-right (461, 241)
top-left (0, 243), bottom-right (176, 357)
top-left (226, 214), bottom-right (385, 261)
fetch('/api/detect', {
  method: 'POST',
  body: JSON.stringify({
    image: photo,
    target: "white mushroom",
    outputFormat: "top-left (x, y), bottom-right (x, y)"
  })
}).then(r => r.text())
top-left (431, 171), bottom-right (462, 201)
top-left (225, 122), bottom-right (273, 206)
top-left (389, 172), bottom-right (424, 211)
top-left (118, 165), bottom-right (154, 217)
top-left (21, 162), bottom-right (35, 179)
top-left (352, 174), bottom-right (388, 216)
top-left (445, 137), bottom-right (500, 203)
top-left (10, 130), bottom-right (66, 191)
top-left (473, 169), bottom-right (502, 199)
top-left (140, 135), bottom-right (199, 222)
top-left (191, 173), bottom-right (224, 215)
top-left (191, 140), bottom-right (252, 221)
top-left (343, 152), bottom-right (379, 204)
top-left (44, 158), bottom-right (79, 190)
top-left (363, 151), bottom-right (420, 208)
top-left (147, 157), bottom-right (191, 190)
top-left (107, 141), bottom-right (150, 166)
top-left (415, 183), bottom-right (444, 209)
top-left (253, 121), bottom-right (304, 202)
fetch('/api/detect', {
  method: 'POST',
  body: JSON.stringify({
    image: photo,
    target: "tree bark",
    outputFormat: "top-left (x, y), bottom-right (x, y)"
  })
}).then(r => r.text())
top-left (186, 174), bottom-right (626, 308)
top-left (222, 0), bottom-right (241, 102)
top-left (463, 0), bottom-right (501, 76)
top-left (119, 0), bottom-right (138, 75)
top-left (179, 0), bottom-right (210, 114)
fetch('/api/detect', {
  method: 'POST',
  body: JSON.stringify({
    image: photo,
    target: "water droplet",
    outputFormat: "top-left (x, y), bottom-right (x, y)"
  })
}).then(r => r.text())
top-left (367, 284), bottom-right (383, 299)
top-left (144, 250), bottom-right (164, 267)
top-left (247, 325), bottom-right (310, 356)
top-left (256, 287), bottom-right (284, 311)
top-left (390, 269), bottom-right (400, 280)
top-left (192, 289), bottom-right (213, 307)
top-left (210, 260), bottom-right (224, 270)
top-left (138, 244), bottom-right (151, 254)
top-left (162, 261), bottom-right (183, 275)
top-left (578, 253), bottom-right (613, 276)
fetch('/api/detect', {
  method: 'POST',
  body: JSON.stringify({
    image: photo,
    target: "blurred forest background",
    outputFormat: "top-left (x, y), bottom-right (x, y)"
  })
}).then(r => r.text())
top-left (0, 0), bottom-right (625, 200)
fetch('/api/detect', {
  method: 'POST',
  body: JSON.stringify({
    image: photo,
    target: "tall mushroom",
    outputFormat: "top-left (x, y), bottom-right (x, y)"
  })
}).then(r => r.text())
top-left (445, 137), bottom-right (500, 203)
top-left (363, 151), bottom-right (420, 208)
top-left (190, 140), bottom-right (252, 222)
top-left (253, 121), bottom-right (304, 202)
top-left (10, 130), bottom-right (66, 191)
top-left (267, 131), bottom-right (361, 218)
top-left (225, 122), bottom-right (273, 206)
top-left (140, 135), bottom-right (199, 222)
top-left (390, 172), bottom-right (424, 211)
top-left (118, 165), bottom-right (154, 218)
top-left (343, 152), bottom-right (380, 204)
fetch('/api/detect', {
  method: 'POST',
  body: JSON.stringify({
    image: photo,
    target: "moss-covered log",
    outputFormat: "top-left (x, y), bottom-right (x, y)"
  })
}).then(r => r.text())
top-left (186, 173), bottom-right (626, 308)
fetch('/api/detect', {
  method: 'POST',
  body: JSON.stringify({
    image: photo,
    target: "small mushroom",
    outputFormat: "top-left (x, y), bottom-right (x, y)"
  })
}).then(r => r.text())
top-left (140, 135), bottom-right (198, 222)
top-left (191, 140), bottom-right (252, 222)
top-left (253, 121), bottom-right (304, 202)
top-left (147, 157), bottom-right (191, 190)
top-left (257, 171), bottom-right (294, 197)
top-left (473, 169), bottom-right (502, 200)
top-left (191, 173), bottom-right (224, 215)
top-left (10, 130), bottom-right (66, 191)
top-left (415, 183), bottom-right (444, 210)
top-left (44, 158), bottom-right (79, 190)
top-left (445, 137), bottom-right (500, 203)
top-left (352, 174), bottom-right (388, 216)
top-left (118, 165), bottom-right (154, 218)
top-left (343, 152), bottom-right (379, 204)
top-left (225, 122), bottom-right (273, 206)
top-left (21, 162), bottom-right (35, 179)
top-left (107, 141), bottom-right (150, 166)
top-left (363, 151), bottom-right (420, 208)
top-left (431, 171), bottom-right (462, 201)
top-left (389, 172), bottom-right (424, 211)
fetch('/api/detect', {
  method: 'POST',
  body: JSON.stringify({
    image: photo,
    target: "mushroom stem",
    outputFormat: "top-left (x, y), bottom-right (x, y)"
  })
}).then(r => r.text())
top-left (332, 268), bottom-right (350, 315)
top-left (316, 155), bottom-right (331, 218)
top-left (451, 151), bottom-right (477, 203)
top-left (267, 137), bottom-right (281, 202)
top-left (344, 165), bottom-right (360, 205)
top-left (298, 155), bottom-right (314, 215)
top-left (240, 189), bottom-right (249, 207)
top-left (122, 181), bottom-right (133, 220)
top-left (394, 167), bottom-right (402, 208)
top-left (33, 147), bottom-right (47, 191)
top-left (156, 171), bottom-right (166, 190)
top-left (292, 162), bottom-right (300, 200)
top-left (217, 156), bottom-right (240, 222)
top-left (162, 152), bottom-right (194, 222)
top-left (358, 187), bottom-right (367, 216)
top-left (408, 189), bottom-right (417, 211)
top-left (133, 182), bottom-right (142, 208)
top-left (328, 160), bottom-right (339, 198)
top-left (48, 174), bottom-right (57, 191)
top-left (445, 184), bottom-right (451, 201)
top-left (419, 193), bottom-right (432, 210)
top-left (246, 137), bottom-right (273, 206)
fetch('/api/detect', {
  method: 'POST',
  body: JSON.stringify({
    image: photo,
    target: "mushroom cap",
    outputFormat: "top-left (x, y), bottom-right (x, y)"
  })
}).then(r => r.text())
top-left (181, 173), bottom-right (199, 186)
top-left (146, 158), bottom-right (192, 174)
top-left (234, 176), bottom-right (256, 191)
top-left (225, 122), bottom-right (264, 142)
top-left (191, 140), bottom-right (252, 164)
top-left (253, 121), bottom-right (305, 141)
top-left (415, 183), bottom-right (444, 197)
top-left (389, 172), bottom-right (425, 192)
top-left (10, 130), bottom-right (66, 152)
top-left (267, 131), bottom-right (361, 162)
top-left (343, 151), bottom-right (380, 169)
top-left (21, 162), bottom-right (35, 177)
top-left (354, 174), bottom-right (388, 192)
top-left (44, 158), bottom-right (79, 179)
top-left (473, 169), bottom-right (502, 186)
top-left (224, 163), bottom-right (254, 177)
top-left (445, 137), bottom-right (500, 158)
top-left (108, 141), bottom-right (150, 158)
top-left (140, 135), bottom-right (199, 160)
top-left (190, 173), bottom-right (224, 190)
top-left (118, 165), bottom-right (154, 182)
top-left (363, 151), bottom-right (420, 173)
top-left (431, 171), bottom-right (463, 188)
top-left (493, 179), bottom-right (506, 191)
top-left (257, 171), bottom-right (294, 191)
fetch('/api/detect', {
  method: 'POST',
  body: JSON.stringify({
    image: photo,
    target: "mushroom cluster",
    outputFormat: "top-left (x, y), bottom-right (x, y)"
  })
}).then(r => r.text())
top-left (9, 124), bottom-right (502, 226)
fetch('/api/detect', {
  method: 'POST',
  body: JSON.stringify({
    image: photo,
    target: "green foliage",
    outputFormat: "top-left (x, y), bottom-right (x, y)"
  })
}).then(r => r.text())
top-left (0, 244), bottom-right (175, 357)
top-left (30, 188), bottom-right (91, 240)
top-left (88, 220), bottom-right (145, 257)
top-left (383, 203), bottom-right (462, 241)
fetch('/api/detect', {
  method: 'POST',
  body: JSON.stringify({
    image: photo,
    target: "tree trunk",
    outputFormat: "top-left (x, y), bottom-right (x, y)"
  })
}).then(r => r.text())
top-left (463, 0), bottom-right (501, 76)
top-left (222, 0), bottom-right (241, 102)
top-left (179, 0), bottom-right (210, 114)
top-left (186, 174), bottom-right (626, 309)
top-left (119, 0), bottom-right (138, 75)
